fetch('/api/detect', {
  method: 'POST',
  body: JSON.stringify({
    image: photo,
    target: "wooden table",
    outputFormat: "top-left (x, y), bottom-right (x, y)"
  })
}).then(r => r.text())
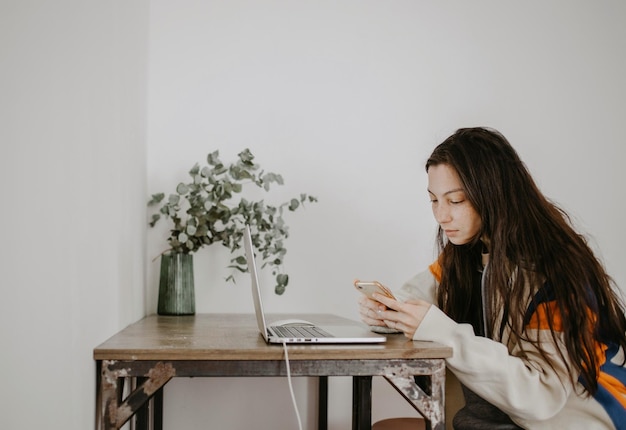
top-left (94, 313), bottom-right (452, 430)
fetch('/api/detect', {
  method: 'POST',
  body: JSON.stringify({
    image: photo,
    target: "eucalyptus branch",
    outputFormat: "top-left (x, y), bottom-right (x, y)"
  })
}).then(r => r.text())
top-left (148, 148), bottom-right (317, 294)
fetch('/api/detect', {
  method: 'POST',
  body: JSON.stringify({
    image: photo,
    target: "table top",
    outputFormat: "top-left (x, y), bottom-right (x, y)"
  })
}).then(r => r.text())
top-left (94, 313), bottom-right (452, 361)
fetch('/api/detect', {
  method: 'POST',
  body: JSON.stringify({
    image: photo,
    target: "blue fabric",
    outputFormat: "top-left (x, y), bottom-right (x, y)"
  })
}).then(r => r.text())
top-left (592, 343), bottom-right (626, 429)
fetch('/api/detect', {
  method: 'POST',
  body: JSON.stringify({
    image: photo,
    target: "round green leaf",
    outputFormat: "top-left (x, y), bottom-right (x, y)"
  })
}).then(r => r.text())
top-left (176, 183), bottom-right (189, 194)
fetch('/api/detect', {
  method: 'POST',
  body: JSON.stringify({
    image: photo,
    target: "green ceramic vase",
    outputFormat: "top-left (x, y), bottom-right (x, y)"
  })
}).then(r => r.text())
top-left (157, 253), bottom-right (195, 315)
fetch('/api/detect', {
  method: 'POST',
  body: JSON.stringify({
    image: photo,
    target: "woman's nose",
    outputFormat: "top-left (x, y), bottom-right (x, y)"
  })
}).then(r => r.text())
top-left (434, 204), bottom-right (451, 224)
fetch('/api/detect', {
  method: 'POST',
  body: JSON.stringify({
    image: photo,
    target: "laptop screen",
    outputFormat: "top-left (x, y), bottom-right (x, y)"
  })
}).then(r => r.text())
top-left (243, 225), bottom-right (270, 341)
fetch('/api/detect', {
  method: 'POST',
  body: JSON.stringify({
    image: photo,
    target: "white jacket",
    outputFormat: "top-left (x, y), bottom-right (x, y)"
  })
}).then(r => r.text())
top-left (396, 268), bottom-right (624, 429)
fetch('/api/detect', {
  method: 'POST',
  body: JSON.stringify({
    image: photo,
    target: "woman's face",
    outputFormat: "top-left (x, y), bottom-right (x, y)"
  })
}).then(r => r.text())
top-left (427, 163), bottom-right (482, 245)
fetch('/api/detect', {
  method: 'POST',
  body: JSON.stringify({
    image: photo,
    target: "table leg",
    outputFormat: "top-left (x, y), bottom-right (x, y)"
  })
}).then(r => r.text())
top-left (154, 387), bottom-right (164, 430)
top-left (133, 388), bottom-right (163, 430)
top-left (96, 360), bottom-right (174, 430)
top-left (352, 376), bottom-right (372, 430)
top-left (97, 360), bottom-right (124, 430)
top-left (318, 376), bottom-right (328, 430)
top-left (135, 377), bottom-right (151, 430)
top-left (95, 360), bottom-right (103, 430)
top-left (384, 360), bottom-right (446, 430)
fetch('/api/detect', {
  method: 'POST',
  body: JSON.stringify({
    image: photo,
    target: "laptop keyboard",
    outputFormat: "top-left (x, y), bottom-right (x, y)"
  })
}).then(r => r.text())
top-left (271, 325), bottom-right (333, 338)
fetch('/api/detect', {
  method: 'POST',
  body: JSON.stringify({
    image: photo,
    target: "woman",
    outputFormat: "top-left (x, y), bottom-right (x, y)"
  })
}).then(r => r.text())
top-left (359, 127), bottom-right (626, 429)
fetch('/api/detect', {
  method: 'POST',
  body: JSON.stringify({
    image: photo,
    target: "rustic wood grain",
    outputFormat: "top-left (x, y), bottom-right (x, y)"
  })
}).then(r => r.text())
top-left (94, 313), bottom-right (452, 361)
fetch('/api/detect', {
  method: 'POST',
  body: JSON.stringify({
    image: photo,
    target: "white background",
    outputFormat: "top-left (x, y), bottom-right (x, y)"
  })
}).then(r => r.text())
top-left (1, 1), bottom-right (625, 429)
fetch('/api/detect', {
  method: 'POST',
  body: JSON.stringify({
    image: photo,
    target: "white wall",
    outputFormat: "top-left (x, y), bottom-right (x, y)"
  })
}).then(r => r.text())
top-left (0, 1), bottom-right (148, 429)
top-left (1, 1), bottom-right (624, 430)
top-left (147, 1), bottom-right (626, 429)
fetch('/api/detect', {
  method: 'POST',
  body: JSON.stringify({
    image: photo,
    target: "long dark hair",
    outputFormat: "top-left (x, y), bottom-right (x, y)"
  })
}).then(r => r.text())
top-left (426, 127), bottom-right (626, 394)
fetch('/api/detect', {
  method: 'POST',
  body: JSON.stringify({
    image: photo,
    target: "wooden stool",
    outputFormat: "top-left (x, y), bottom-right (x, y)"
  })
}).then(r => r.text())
top-left (372, 417), bottom-right (425, 430)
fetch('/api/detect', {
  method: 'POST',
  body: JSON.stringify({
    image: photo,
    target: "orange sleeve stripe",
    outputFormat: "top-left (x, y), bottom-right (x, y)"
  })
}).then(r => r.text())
top-left (598, 372), bottom-right (626, 409)
top-left (526, 301), bottom-right (611, 378)
top-left (525, 301), bottom-right (564, 331)
top-left (429, 260), bottom-right (442, 283)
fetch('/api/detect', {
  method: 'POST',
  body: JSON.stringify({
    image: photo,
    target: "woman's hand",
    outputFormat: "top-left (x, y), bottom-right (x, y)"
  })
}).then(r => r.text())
top-left (371, 293), bottom-right (432, 339)
top-left (358, 295), bottom-right (389, 327)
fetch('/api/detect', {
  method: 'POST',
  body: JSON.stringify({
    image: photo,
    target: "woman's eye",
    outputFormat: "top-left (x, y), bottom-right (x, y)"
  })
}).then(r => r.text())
top-left (450, 200), bottom-right (464, 205)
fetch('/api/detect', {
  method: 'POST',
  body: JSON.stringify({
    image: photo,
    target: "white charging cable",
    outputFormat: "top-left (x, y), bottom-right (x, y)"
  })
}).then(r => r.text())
top-left (282, 340), bottom-right (303, 430)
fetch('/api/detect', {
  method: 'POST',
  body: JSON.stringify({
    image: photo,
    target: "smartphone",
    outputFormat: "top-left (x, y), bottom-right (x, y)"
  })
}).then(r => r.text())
top-left (353, 280), bottom-right (396, 300)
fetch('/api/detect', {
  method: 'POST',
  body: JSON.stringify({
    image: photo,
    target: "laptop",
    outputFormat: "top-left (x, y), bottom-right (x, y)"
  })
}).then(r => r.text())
top-left (243, 225), bottom-right (386, 344)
